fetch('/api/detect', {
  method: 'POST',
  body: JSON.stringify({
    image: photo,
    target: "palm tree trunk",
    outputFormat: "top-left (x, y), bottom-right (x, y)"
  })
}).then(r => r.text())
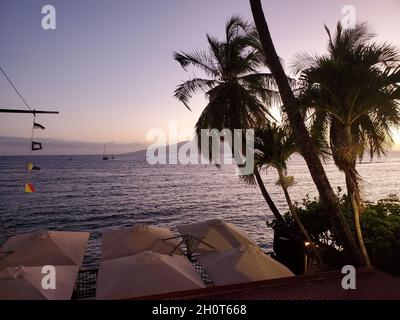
top-left (348, 180), bottom-right (371, 267)
top-left (277, 169), bottom-right (324, 269)
top-left (249, 0), bottom-right (363, 266)
top-left (254, 169), bottom-right (286, 225)
top-left (344, 126), bottom-right (371, 266)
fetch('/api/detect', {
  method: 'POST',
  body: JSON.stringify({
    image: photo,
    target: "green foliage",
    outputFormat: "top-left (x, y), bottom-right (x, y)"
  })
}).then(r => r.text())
top-left (268, 190), bottom-right (400, 275)
top-left (361, 195), bottom-right (400, 275)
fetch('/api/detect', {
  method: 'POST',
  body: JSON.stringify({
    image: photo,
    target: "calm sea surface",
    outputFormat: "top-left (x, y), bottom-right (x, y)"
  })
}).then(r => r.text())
top-left (1, 152), bottom-right (399, 268)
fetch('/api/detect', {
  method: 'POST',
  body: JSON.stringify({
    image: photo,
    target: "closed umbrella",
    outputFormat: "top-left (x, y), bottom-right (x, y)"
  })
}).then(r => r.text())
top-left (177, 219), bottom-right (255, 254)
top-left (96, 251), bottom-right (205, 300)
top-left (196, 244), bottom-right (294, 286)
top-left (0, 230), bottom-right (89, 270)
top-left (101, 224), bottom-right (182, 260)
top-left (0, 265), bottom-right (80, 300)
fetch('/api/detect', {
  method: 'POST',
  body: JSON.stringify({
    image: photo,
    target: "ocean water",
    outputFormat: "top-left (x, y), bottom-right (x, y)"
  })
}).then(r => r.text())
top-left (1, 152), bottom-right (399, 268)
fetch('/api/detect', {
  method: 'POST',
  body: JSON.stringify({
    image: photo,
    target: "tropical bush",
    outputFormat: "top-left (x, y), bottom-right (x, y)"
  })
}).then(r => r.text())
top-left (268, 189), bottom-right (400, 276)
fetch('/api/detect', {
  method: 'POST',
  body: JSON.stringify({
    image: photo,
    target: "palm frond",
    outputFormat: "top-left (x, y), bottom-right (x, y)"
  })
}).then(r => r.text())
top-left (239, 173), bottom-right (257, 186)
top-left (174, 51), bottom-right (218, 77)
top-left (174, 78), bottom-right (218, 110)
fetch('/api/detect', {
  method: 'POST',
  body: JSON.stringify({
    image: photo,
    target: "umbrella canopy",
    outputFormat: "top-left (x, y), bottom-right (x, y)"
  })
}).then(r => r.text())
top-left (177, 219), bottom-right (255, 253)
top-left (196, 244), bottom-right (294, 286)
top-left (96, 251), bottom-right (205, 300)
top-left (0, 265), bottom-right (80, 300)
top-left (0, 230), bottom-right (89, 270)
top-left (101, 224), bottom-right (183, 260)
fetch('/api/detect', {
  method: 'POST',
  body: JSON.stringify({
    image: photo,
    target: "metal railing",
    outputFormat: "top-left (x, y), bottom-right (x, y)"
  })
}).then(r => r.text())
top-left (73, 268), bottom-right (98, 300)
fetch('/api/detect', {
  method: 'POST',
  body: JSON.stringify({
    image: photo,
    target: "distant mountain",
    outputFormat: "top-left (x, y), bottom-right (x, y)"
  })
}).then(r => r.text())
top-left (119, 141), bottom-right (197, 159)
top-left (0, 136), bottom-right (147, 156)
top-left (119, 139), bottom-right (243, 164)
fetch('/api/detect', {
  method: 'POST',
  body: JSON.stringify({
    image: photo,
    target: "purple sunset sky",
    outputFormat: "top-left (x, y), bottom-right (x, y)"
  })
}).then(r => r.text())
top-left (0, 0), bottom-right (399, 154)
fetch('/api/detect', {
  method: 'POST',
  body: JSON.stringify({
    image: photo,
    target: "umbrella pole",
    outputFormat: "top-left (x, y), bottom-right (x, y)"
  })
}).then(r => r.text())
top-left (185, 235), bottom-right (216, 260)
top-left (169, 238), bottom-right (187, 256)
top-left (162, 235), bottom-right (188, 256)
top-left (162, 234), bottom-right (216, 258)
top-left (189, 235), bottom-right (216, 250)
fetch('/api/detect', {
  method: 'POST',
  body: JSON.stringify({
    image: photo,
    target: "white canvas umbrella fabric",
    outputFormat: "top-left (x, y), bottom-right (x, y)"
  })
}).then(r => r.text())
top-left (177, 219), bottom-right (255, 253)
top-left (101, 224), bottom-right (182, 260)
top-left (196, 244), bottom-right (294, 286)
top-left (0, 230), bottom-right (89, 300)
top-left (0, 265), bottom-right (80, 300)
top-left (0, 230), bottom-right (90, 270)
top-left (96, 250), bottom-right (205, 300)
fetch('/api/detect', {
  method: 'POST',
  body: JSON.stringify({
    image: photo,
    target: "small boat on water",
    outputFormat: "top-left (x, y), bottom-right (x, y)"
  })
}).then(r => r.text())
top-left (102, 144), bottom-right (109, 160)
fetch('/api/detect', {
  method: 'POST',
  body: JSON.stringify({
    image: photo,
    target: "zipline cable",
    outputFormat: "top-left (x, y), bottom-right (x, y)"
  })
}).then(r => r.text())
top-left (0, 65), bottom-right (32, 111)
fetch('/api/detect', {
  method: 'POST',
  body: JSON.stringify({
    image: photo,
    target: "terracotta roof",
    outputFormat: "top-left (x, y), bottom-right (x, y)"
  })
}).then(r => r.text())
top-left (133, 268), bottom-right (400, 300)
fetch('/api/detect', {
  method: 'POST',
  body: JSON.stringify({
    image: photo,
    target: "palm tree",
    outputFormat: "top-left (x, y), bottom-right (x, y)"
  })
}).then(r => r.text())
top-left (253, 124), bottom-right (324, 267)
top-left (248, 0), bottom-right (363, 265)
top-left (174, 16), bottom-right (278, 131)
top-left (174, 16), bottom-right (285, 223)
top-left (241, 169), bottom-right (286, 224)
top-left (295, 23), bottom-right (400, 266)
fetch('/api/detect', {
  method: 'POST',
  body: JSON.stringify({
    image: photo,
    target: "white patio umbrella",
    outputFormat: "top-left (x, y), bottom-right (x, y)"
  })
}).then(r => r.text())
top-left (96, 251), bottom-right (205, 300)
top-left (176, 219), bottom-right (255, 254)
top-left (101, 224), bottom-right (183, 260)
top-left (0, 230), bottom-right (90, 270)
top-left (196, 244), bottom-right (294, 286)
top-left (0, 265), bottom-right (80, 300)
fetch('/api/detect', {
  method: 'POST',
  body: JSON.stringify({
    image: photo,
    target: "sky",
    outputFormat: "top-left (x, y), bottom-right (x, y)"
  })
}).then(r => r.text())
top-left (0, 0), bottom-right (399, 154)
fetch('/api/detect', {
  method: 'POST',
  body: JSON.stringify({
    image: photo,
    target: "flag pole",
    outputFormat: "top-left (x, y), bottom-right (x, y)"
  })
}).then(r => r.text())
top-left (0, 108), bottom-right (59, 114)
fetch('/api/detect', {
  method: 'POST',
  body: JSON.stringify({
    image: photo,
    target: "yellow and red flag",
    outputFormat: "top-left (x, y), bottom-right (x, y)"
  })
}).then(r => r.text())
top-left (27, 163), bottom-right (40, 170)
top-left (24, 182), bottom-right (36, 193)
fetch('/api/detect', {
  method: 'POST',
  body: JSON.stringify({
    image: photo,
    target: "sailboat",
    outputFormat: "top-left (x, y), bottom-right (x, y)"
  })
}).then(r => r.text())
top-left (102, 144), bottom-right (109, 160)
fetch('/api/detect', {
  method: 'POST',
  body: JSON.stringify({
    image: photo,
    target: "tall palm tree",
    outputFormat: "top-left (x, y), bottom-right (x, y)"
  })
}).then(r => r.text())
top-left (248, 0), bottom-right (363, 265)
top-left (296, 23), bottom-right (400, 266)
top-left (253, 124), bottom-right (324, 267)
top-left (173, 16), bottom-right (285, 223)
